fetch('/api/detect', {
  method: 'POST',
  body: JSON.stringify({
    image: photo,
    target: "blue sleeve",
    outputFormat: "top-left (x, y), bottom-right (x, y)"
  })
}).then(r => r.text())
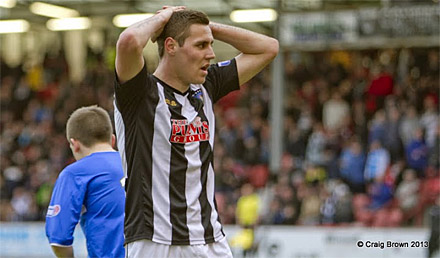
top-left (45, 168), bottom-right (86, 246)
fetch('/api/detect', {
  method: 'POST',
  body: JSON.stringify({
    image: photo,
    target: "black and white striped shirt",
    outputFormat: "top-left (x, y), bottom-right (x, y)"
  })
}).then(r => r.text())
top-left (114, 58), bottom-right (239, 245)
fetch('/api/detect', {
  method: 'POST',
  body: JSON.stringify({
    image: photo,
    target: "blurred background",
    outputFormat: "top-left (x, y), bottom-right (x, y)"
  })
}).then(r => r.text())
top-left (0, 0), bottom-right (439, 257)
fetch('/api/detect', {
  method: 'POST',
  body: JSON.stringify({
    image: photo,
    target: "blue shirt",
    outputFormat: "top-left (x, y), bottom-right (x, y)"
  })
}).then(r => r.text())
top-left (340, 149), bottom-right (365, 185)
top-left (46, 152), bottom-right (125, 258)
top-left (364, 148), bottom-right (390, 181)
top-left (405, 139), bottom-right (428, 171)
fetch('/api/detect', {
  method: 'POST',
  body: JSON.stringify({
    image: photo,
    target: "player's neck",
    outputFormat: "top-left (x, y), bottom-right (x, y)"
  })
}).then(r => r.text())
top-left (154, 61), bottom-right (190, 93)
top-left (76, 143), bottom-right (115, 160)
top-left (88, 143), bottom-right (115, 154)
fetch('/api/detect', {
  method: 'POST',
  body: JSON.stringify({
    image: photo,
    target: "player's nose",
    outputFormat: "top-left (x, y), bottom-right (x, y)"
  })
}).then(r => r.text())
top-left (206, 45), bottom-right (215, 60)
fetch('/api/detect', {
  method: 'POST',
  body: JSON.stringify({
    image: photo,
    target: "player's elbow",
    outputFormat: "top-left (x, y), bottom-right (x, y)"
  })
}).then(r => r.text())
top-left (116, 31), bottom-right (143, 56)
top-left (268, 38), bottom-right (280, 59)
top-left (265, 38), bottom-right (279, 60)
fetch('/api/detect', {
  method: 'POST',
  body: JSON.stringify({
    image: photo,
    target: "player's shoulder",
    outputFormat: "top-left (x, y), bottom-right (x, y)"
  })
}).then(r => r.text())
top-left (206, 58), bottom-right (237, 82)
top-left (115, 63), bottom-right (156, 92)
top-left (57, 159), bottom-right (94, 185)
top-left (54, 165), bottom-right (75, 184)
top-left (61, 156), bottom-right (94, 176)
top-left (216, 59), bottom-right (233, 68)
top-left (207, 59), bottom-right (235, 73)
top-left (67, 152), bottom-right (121, 174)
top-left (60, 160), bottom-right (81, 177)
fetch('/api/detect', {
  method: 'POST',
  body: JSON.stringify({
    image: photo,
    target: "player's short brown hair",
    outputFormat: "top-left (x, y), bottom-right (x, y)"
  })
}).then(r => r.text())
top-left (66, 106), bottom-right (112, 147)
top-left (157, 9), bottom-right (209, 57)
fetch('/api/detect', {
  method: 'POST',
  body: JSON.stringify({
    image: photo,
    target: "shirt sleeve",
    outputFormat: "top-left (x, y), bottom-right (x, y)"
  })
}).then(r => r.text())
top-left (204, 58), bottom-right (240, 103)
top-left (45, 168), bottom-right (86, 246)
top-left (114, 63), bottom-right (150, 115)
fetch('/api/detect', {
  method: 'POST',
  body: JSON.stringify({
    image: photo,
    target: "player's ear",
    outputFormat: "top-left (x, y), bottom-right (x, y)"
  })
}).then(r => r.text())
top-left (111, 134), bottom-right (116, 149)
top-left (164, 37), bottom-right (177, 55)
top-left (69, 138), bottom-right (81, 153)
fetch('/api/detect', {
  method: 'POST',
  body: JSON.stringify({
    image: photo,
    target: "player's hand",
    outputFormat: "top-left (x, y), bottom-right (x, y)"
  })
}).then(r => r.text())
top-left (151, 6), bottom-right (186, 42)
top-left (157, 6), bottom-right (186, 14)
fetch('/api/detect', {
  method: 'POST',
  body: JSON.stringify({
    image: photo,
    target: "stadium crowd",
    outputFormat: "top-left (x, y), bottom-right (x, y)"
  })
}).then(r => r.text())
top-left (1, 47), bottom-right (439, 230)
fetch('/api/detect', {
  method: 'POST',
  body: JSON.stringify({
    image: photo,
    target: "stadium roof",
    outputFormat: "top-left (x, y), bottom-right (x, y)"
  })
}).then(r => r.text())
top-left (2, 0), bottom-right (436, 33)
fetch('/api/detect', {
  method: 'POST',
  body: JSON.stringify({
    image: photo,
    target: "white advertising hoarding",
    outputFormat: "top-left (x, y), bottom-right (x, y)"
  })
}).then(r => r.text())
top-left (0, 223), bottom-right (430, 258)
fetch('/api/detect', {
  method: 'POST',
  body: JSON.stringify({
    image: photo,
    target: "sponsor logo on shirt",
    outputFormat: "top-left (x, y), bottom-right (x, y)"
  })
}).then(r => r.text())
top-left (218, 60), bottom-right (231, 67)
top-left (46, 205), bottom-right (61, 217)
top-left (165, 98), bottom-right (178, 106)
top-left (170, 116), bottom-right (209, 143)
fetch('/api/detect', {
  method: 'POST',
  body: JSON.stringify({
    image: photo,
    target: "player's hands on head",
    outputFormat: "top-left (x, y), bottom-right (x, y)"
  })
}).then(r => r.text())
top-left (151, 6), bottom-right (186, 42)
top-left (157, 6), bottom-right (186, 14)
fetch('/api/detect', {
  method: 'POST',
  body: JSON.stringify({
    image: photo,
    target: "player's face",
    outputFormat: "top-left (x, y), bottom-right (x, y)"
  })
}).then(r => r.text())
top-left (175, 24), bottom-right (215, 85)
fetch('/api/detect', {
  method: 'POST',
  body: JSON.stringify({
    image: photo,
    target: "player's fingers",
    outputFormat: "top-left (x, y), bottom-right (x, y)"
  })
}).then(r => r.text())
top-left (157, 6), bottom-right (185, 14)
top-left (162, 5), bottom-right (185, 11)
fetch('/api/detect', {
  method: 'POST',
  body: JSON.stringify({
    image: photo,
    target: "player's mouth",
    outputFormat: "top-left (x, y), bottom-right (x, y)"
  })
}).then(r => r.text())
top-left (200, 64), bottom-right (209, 74)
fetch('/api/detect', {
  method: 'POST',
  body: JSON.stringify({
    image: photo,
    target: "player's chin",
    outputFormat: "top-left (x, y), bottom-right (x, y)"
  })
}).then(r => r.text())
top-left (193, 75), bottom-right (207, 84)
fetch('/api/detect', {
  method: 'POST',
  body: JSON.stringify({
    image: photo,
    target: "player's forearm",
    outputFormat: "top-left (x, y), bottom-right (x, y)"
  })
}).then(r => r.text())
top-left (117, 6), bottom-right (185, 54)
top-left (115, 6), bottom-right (185, 83)
top-left (51, 245), bottom-right (74, 258)
top-left (115, 13), bottom-right (170, 83)
top-left (117, 13), bottom-right (169, 54)
top-left (209, 22), bottom-right (279, 57)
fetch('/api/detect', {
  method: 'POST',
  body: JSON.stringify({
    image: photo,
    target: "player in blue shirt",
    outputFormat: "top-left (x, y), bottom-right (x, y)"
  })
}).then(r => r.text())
top-left (46, 106), bottom-right (125, 258)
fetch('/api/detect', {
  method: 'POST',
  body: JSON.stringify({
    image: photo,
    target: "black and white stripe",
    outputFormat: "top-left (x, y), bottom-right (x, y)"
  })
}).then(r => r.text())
top-left (114, 59), bottom-right (239, 246)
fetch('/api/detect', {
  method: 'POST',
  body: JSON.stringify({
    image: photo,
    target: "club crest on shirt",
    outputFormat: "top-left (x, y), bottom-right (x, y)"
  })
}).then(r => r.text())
top-left (170, 116), bottom-right (209, 144)
top-left (191, 89), bottom-right (204, 102)
top-left (46, 205), bottom-right (61, 217)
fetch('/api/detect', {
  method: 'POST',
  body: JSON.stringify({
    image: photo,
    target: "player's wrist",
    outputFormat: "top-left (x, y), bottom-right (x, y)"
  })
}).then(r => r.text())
top-left (156, 6), bottom-right (186, 22)
top-left (209, 22), bottom-right (219, 31)
top-left (208, 22), bottom-right (220, 39)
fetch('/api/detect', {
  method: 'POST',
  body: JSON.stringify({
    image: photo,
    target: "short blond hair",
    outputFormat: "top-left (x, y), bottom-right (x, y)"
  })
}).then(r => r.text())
top-left (66, 106), bottom-right (112, 147)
